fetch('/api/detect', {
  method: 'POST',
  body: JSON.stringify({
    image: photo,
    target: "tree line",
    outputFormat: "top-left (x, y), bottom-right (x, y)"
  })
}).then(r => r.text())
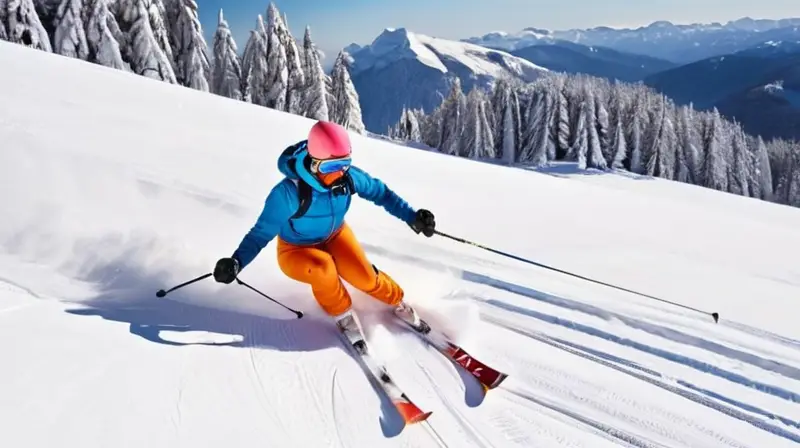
top-left (0, 0), bottom-right (365, 133)
top-left (390, 74), bottom-right (800, 208)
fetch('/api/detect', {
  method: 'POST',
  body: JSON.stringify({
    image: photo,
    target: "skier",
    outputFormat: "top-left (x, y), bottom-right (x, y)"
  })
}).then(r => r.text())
top-left (212, 120), bottom-right (436, 341)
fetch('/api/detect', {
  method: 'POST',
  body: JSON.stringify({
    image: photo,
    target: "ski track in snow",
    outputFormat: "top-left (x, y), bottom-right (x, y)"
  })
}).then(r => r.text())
top-left (482, 298), bottom-right (800, 404)
top-left (415, 360), bottom-right (495, 448)
top-left (500, 387), bottom-right (665, 448)
top-left (481, 312), bottom-right (800, 445)
top-left (2, 41), bottom-right (800, 447)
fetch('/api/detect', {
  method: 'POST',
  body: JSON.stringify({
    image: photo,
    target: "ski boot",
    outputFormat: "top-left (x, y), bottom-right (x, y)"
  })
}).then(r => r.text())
top-left (335, 309), bottom-right (368, 354)
top-left (393, 301), bottom-right (431, 334)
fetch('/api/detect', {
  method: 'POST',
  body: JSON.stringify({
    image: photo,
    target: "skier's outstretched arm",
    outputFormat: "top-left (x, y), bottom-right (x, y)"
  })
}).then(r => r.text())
top-left (349, 166), bottom-right (436, 237)
top-left (229, 181), bottom-right (295, 272)
top-left (349, 166), bottom-right (417, 223)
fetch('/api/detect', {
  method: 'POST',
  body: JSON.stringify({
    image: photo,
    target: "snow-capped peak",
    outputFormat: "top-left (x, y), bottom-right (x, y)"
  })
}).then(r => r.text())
top-left (345, 27), bottom-right (548, 133)
top-left (347, 27), bottom-right (447, 73)
top-left (349, 28), bottom-right (547, 77)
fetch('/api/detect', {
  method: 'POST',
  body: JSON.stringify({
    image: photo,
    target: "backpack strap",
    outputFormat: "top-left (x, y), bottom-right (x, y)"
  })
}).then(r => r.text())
top-left (288, 173), bottom-right (355, 221)
top-left (290, 178), bottom-right (313, 220)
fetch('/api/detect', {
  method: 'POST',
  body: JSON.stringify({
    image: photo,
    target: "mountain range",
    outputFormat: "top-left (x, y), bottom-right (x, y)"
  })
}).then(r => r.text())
top-left (508, 40), bottom-right (676, 82)
top-left (345, 18), bottom-right (800, 141)
top-left (642, 41), bottom-right (800, 140)
top-left (464, 17), bottom-right (800, 64)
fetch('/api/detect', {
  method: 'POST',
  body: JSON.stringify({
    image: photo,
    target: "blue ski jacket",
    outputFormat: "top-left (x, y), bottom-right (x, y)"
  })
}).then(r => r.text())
top-left (232, 141), bottom-right (417, 269)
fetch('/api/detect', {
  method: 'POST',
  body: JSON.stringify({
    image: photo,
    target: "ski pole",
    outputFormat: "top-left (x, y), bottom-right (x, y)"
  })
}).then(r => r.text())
top-left (156, 272), bottom-right (212, 298)
top-left (236, 278), bottom-right (304, 319)
top-left (434, 230), bottom-right (720, 323)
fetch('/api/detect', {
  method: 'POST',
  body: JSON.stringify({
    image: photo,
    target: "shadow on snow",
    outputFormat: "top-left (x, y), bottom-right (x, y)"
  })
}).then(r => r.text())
top-left (60, 257), bottom-right (416, 437)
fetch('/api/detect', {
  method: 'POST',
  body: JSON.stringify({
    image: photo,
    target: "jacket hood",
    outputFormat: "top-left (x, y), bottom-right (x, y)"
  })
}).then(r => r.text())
top-left (278, 140), bottom-right (328, 192)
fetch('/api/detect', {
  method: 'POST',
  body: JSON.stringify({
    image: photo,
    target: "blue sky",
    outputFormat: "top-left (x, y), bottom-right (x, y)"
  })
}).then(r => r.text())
top-left (196, 0), bottom-right (797, 63)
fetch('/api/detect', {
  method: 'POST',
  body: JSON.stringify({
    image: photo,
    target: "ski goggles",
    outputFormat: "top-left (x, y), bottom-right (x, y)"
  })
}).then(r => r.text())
top-left (310, 156), bottom-right (351, 174)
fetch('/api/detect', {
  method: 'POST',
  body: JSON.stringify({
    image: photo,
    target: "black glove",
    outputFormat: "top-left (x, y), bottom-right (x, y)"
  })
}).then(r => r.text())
top-left (213, 257), bottom-right (239, 284)
top-left (409, 209), bottom-right (435, 237)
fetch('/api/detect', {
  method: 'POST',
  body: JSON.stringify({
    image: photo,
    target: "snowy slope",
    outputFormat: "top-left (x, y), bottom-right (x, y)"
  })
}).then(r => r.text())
top-left (347, 28), bottom-right (547, 133)
top-left (2, 40), bottom-right (800, 448)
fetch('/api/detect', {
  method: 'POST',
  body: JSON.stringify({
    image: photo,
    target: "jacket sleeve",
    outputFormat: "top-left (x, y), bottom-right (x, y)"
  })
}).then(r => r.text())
top-left (350, 166), bottom-right (416, 224)
top-left (232, 181), bottom-right (296, 270)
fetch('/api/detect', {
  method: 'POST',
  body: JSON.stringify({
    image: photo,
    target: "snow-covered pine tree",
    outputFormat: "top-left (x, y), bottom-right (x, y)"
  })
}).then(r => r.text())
top-left (594, 88), bottom-right (611, 163)
top-left (116, 0), bottom-right (174, 72)
top-left (330, 50), bottom-right (365, 133)
top-left (752, 136), bottom-right (774, 200)
top-left (84, 0), bottom-right (126, 70)
top-left (672, 107), bottom-right (690, 183)
top-left (300, 26), bottom-right (328, 121)
top-left (210, 9), bottom-right (241, 100)
top-left (324, 73), bottom-right (336, 117)
top-left (240, 16), bottom-right (269, 106)
top-left (627, 94), bottom-right (646, 173)
top-left (745, 135), bottom-right (763, 199)
top-left (773, 140), bottom-right (800, 206)
top-left (419, 103), bottom-right (444, 150)
top-left (159, 0), bottom-right (178, 33)
top-left (643, 97), bottom-right (663, 177)
top-left (52, 0), bottom-right (89, 59)
top-left (729, 122), bottom-right (750, 196)
top-left (147, 0), bottom-right (174, 69)
top-left (585, 88), bottom-right (607, 169)
top-left (772, 140), bottom-right (791, 203)
top-left (3, 0), bottom-right (52, 51)
top-left (267, 4), bottom-right (303, 114)
top-left (550, 77), bottom-right (570, 160)
top-left (610, 113), bottom-right (627, 169)
top-left (392, 107), bottom-right (408, 140)
top-left (169, 0), bottom-right (209, 91)
top-left (607, 93), bottom-right (628, 169)
top-left (676, 105), bottom-right (700, 183)
top-left (520, 86), bottom-right (553, 166)
top-left (436, 77), bottom-right (467, 156)
top-left (701, 108), bottom-right (729, 191)
top-left (645, 96), bottom-right (676, 179)
top-left (787, 148), bottom-right (800, 207)
top-left (119, 0), bottom-right (176, 82)
top-left (0, 0), bottom-right (6, 41)
top-left (491, 78), bottom-right (522, 163)
top-left (264, 7), bottom-right (288, 111)
top-left (566, 88), bottom-right (593, 169)
top-left (462, 88), bottom-right (495, 159)
top-left (394, 106), bottom-right (423, 142)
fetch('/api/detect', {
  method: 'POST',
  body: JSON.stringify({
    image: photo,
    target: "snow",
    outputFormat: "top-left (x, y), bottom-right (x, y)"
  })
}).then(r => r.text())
top-left (2, 40), bottom-right (800, 448)
top-left (351, 27), bottom-right (547, 77)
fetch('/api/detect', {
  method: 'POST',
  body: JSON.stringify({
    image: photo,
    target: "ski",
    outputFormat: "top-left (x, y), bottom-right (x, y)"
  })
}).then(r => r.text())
top-left (394, 310), bottom-right (508, 392)
top-left (336, 311), bottom-right (432, 426)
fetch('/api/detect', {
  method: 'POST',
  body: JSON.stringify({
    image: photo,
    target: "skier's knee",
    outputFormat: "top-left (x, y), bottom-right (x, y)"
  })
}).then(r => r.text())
top-left (299, 257), bottom-right (337, 284)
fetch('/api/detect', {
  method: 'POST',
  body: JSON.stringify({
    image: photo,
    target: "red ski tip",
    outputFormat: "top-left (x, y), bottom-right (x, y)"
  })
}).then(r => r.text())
top-left (394, 400), bottom-right (432, 424)
top-left (490, 373), bottom-right (509, 390)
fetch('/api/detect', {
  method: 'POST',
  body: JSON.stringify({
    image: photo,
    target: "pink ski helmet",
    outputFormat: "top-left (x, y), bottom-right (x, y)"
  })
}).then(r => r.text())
top-left (307, 121), bottom-right (351, 160)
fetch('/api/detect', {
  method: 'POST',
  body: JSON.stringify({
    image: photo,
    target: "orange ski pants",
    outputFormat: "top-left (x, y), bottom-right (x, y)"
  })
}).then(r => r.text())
top-left (276, 223), bottom-right (404, 317)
